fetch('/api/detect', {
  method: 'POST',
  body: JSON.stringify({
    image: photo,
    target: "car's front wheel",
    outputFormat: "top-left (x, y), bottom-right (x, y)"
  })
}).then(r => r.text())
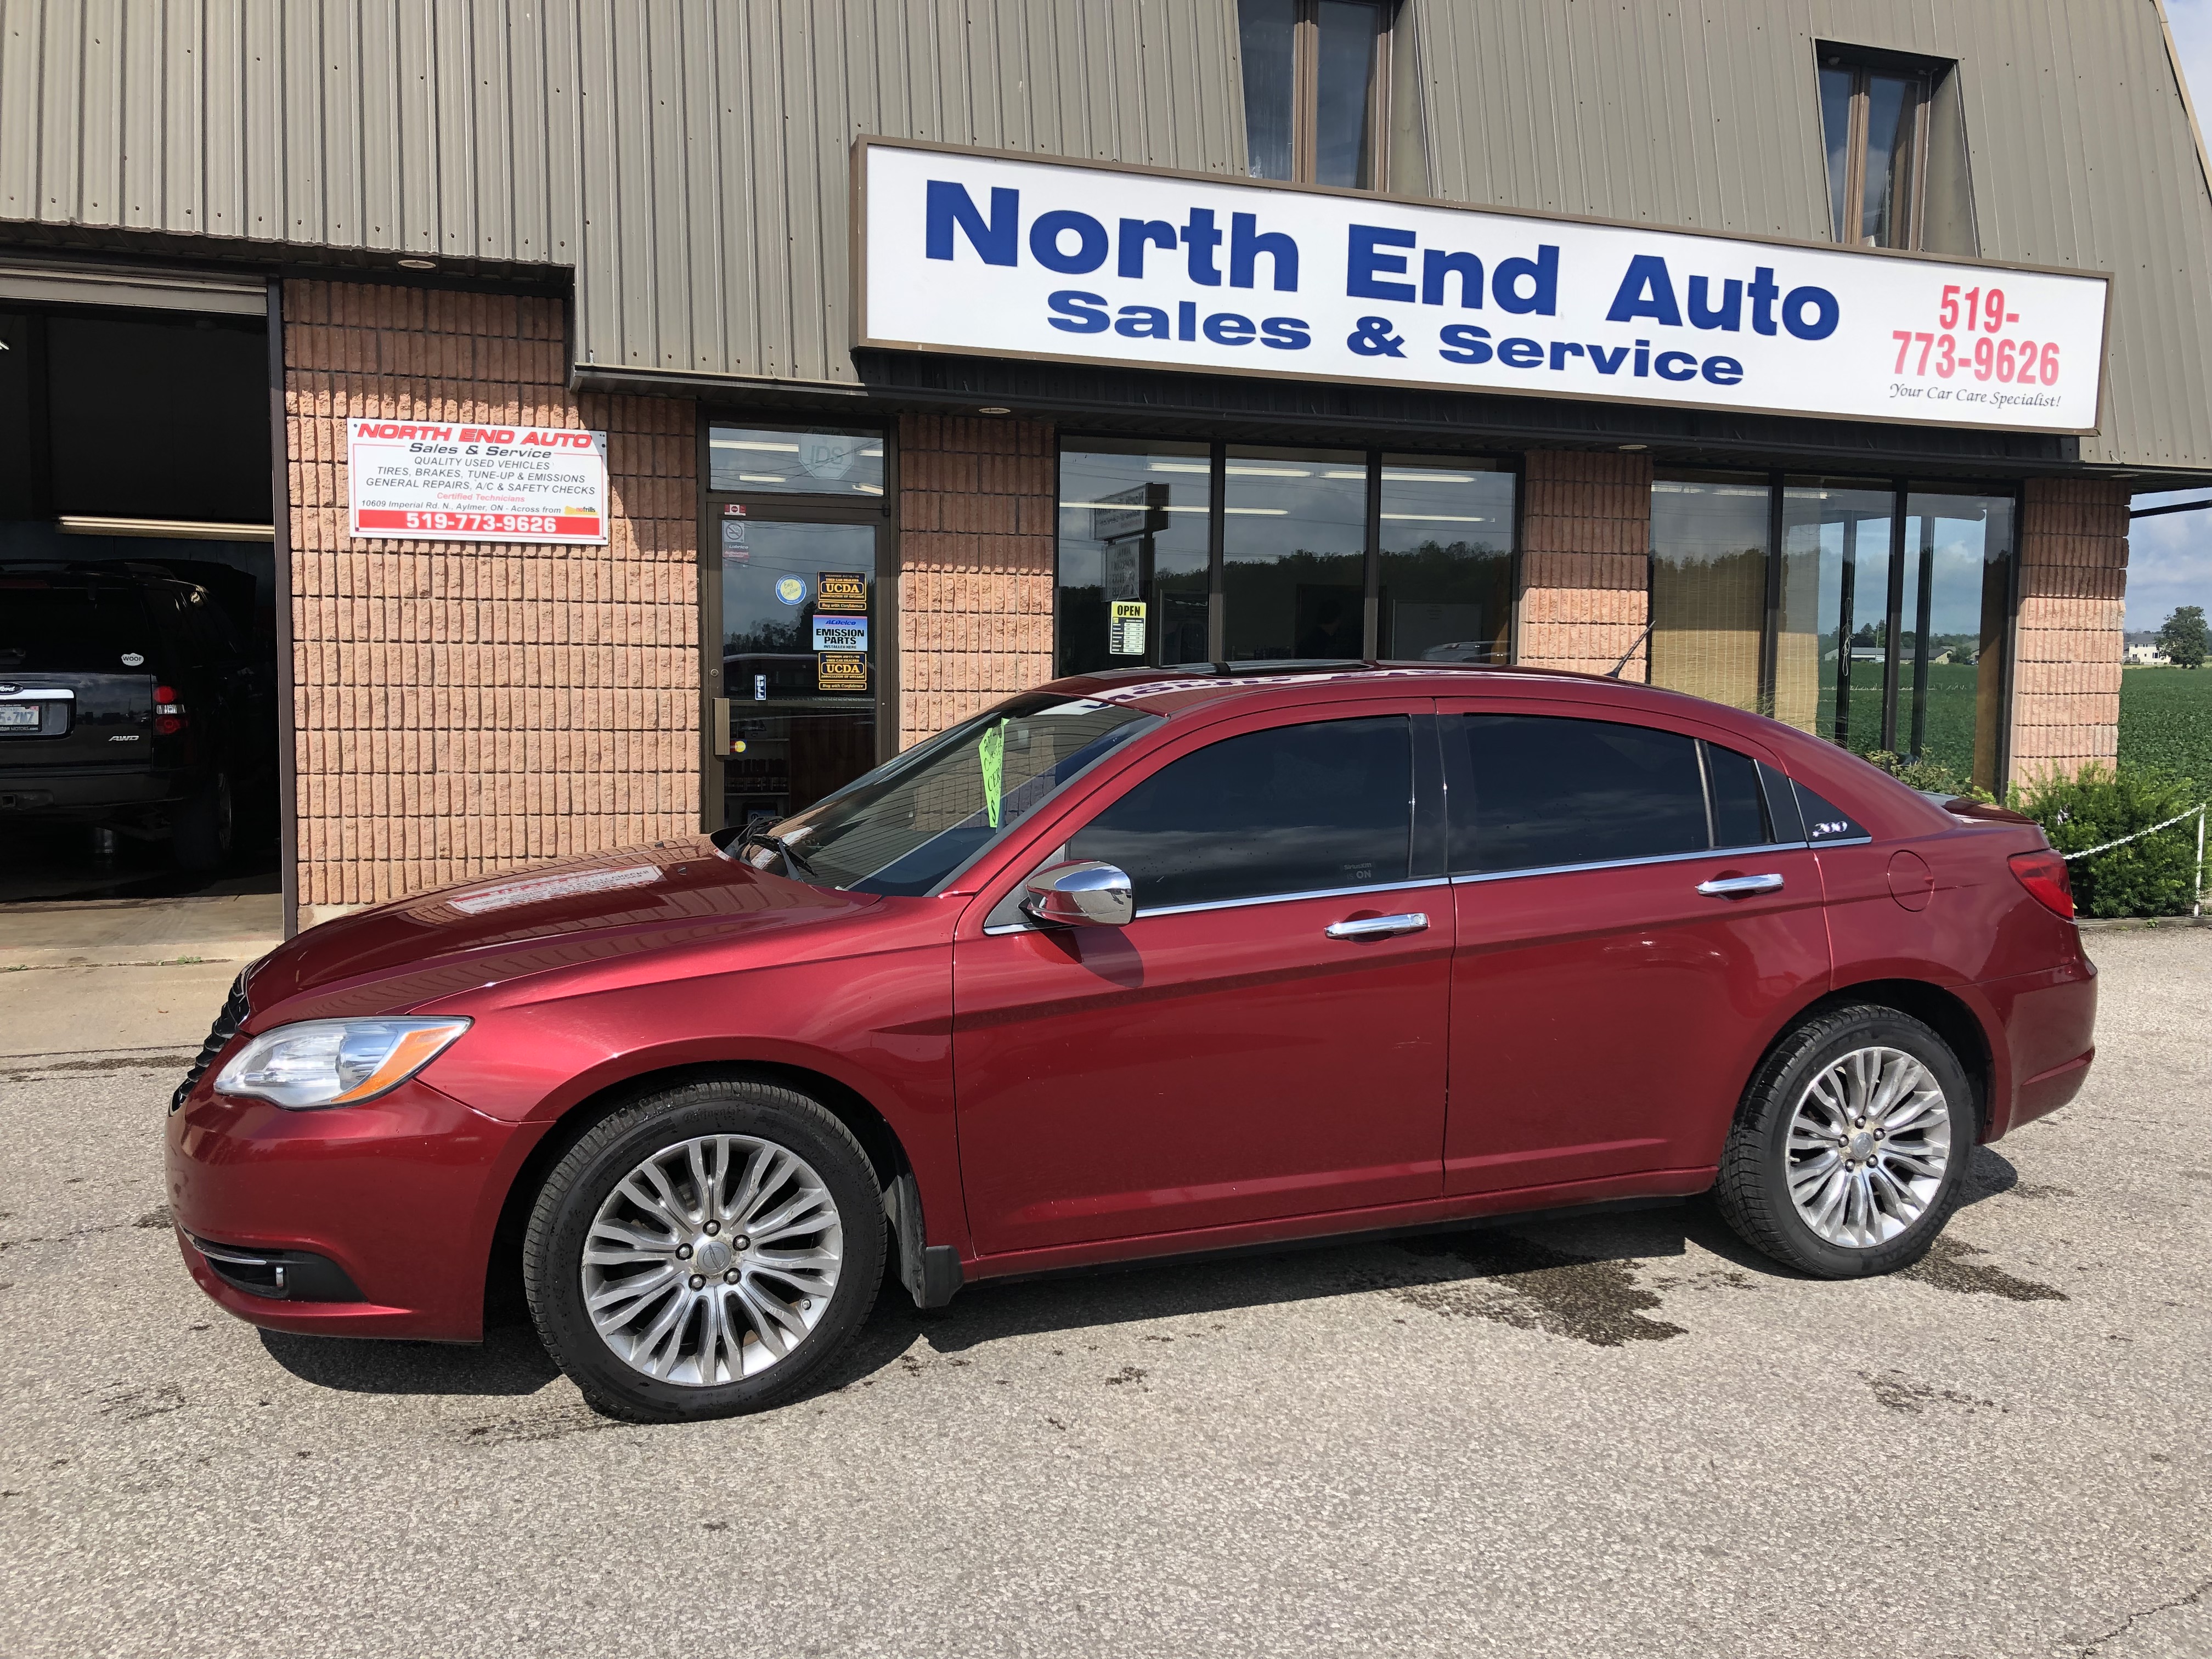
top-left (524, 1079), bottom-right (884, 1421)
top-left (1715, 1005), bottom-right (1973, 1278)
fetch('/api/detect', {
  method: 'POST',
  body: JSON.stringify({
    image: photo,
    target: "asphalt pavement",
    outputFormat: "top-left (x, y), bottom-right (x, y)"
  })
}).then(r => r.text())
top-left (3, 927), bottom-right (2207, 1658)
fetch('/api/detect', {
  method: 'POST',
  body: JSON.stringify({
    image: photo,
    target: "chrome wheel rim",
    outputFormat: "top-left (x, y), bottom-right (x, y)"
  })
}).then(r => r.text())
top-left (582, 1134), bottom-right (843, 1386)
top-left (1786, 1045), bottom-right (1952, 1249)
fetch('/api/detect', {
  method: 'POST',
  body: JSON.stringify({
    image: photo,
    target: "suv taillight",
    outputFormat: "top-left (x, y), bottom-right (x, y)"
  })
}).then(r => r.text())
top-left (2008, 850), bottom-right (2075, 919)
top-left (154, 683), bottom-right (186, 736)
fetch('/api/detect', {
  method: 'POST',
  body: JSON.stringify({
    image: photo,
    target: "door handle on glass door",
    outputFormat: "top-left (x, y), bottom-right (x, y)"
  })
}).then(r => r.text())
top-left (1696, 873), bottom-right (1785, 898)
top-left (1324, 912), bottom-right (1429, 940)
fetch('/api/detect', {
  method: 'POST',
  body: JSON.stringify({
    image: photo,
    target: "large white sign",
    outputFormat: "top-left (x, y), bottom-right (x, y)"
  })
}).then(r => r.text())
top-left (347, 420), bottom-right (608, 544)
top-left (857, 140), bottom-right (2112, 434)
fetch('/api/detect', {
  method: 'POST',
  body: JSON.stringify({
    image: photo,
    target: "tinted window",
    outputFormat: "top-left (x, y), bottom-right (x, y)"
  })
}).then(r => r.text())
top-left (1454, 715), bottom-right (1709, 874)
top-left (1795, 782), bottom-right (1870, 844)
top-left (1705, 743), bottom-right (1771, 850)
top-left (1069, 716), bottom-right (1412, 911)
top-left (1760, 761), bottom-right (1807, 843)
top-left (0, 579), bottom-right (155, 673)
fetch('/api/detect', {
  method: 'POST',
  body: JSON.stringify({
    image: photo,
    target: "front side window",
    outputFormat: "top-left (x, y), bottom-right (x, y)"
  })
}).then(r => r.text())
top-left (727, 695), bottom-right (1159, 895)
top-left (1452, 715), bottom-right (1785, 876)
top-left (1239, 0), bottom-right (1392, 189)
top-left (1068, 716), bottom-right (1412, 911)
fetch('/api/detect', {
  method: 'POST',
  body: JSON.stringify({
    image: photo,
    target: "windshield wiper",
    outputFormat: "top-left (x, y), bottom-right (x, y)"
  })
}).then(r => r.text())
top-left (738, 828), bottom-right (821, 882)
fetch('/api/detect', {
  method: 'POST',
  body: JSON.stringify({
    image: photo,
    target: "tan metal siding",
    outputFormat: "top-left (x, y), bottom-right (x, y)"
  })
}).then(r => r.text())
top-left (2, 1), bottom-right (2208, 467)
top-left (1407, 0), bottom-right (2212, 467)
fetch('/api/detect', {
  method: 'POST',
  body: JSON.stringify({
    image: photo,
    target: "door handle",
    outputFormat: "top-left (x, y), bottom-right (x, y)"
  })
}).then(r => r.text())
top-left (1325, 912), bottom-right (1430, 940)
top-left (1696, 873), bottom-right (1785, 898)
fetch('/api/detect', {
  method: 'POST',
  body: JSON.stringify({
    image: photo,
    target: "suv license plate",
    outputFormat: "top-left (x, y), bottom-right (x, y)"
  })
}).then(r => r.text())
top-left (0, 706), bottom-right (40, 729)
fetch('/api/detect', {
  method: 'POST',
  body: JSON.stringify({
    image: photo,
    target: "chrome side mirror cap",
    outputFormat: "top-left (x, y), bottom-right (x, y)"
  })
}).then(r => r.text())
top-left (1020, 860), bottom-right (1135, 928)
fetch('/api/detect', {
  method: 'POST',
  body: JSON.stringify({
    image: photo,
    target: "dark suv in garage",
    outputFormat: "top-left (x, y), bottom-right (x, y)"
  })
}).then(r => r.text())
top-left (0, 562), bottom-right (274, 870)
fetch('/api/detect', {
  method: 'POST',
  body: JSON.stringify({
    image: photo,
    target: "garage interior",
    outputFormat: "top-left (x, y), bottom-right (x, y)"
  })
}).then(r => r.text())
top-left (0, 284), bottom-right (280, 903)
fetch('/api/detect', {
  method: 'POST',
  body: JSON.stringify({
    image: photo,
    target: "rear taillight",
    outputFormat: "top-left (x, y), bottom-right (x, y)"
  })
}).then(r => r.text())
top-left (154, 684), bottom-right (185, 735)
top-left (2008, 850), bottom-right (2075, 919)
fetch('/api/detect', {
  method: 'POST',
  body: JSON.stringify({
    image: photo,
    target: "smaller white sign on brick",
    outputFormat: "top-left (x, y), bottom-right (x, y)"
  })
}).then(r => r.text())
top-left (347, 419), bottom-right (609, 544)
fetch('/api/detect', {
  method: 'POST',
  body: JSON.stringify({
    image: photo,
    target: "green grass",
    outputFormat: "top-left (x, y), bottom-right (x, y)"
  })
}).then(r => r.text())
top-left (2120, 667), bottom-right (2212, 790)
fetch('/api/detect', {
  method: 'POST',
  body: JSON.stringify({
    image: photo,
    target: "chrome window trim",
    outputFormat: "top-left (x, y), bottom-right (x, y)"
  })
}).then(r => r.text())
top-left (981, 876), bottom-right (1448, 934)
top-left (1449, 839), bottom-right (1831, 885)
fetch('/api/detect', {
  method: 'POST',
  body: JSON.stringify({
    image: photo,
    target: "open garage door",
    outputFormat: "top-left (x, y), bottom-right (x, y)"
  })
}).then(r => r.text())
top-left (0, 266), bottom-right (281, 904)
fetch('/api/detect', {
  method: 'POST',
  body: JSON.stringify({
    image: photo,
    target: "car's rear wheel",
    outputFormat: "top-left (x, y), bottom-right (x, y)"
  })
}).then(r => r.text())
top-left (1715, 1005), bottom-right (1973, 1278)
top-left (524, 1078), bottom-right (884, 1421)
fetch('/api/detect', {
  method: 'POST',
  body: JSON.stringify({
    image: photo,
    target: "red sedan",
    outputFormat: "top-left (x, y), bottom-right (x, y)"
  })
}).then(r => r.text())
top-left (167, 664), bottom-right (2096, 1420)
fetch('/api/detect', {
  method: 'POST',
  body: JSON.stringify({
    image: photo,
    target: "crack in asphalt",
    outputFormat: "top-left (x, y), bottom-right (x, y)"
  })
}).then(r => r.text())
top-left (2075, 1573), bottom-right (2212, 1656)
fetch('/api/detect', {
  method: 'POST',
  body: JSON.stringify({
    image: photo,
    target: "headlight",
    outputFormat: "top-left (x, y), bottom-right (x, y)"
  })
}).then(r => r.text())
top-left (213, 1018), bottom-right (471, 1110)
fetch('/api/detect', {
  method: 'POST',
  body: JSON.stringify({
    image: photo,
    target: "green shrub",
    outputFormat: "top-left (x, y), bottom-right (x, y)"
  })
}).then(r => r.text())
top-left (2009, 764), bottom-right (2208, 918)
top-left (1865, 750), bottom-right (1995, 804)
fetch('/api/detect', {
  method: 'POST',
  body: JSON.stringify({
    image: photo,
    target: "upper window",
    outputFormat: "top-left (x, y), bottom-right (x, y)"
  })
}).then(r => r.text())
top-left (709, 425), bottom-right (884, 497)
top-left (1815, 48), bottom-right (1976, 253)
top-left (1068, 716), bottom-right (1412, 911)
top-left (1240, 0), bottom-right (1393, 189)
top-left (1451, 716), bottom-right (1786, 876)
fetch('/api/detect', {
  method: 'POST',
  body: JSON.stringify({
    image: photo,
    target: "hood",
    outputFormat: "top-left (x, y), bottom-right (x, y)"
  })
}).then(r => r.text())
top-left (246, 838), bottom-right (881, 1020)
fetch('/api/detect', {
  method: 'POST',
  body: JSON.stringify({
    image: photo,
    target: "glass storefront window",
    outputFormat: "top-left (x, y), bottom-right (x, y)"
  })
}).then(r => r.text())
top-left (1056, 441), bottom-right (1212, 675)
top-left (1650, 472), bottom-right (1770, 713)
top-left (1780, 479), bottom-right (1896, 756)
top-left (1901, 489), bottom-right (2013, 793)
top-left (708, 425), bottom-right (884, 496)
top-left (1223, 446), bottom-right (1367, 663)
top-left (1376, 457), bottom-right (1515, 663)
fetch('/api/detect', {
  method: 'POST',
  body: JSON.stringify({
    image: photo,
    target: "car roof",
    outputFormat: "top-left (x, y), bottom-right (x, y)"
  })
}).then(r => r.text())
top-left (1046, 660), bottom-right (1753, 727)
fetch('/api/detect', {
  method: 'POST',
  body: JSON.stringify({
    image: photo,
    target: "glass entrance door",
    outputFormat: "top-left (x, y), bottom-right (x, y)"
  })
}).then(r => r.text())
top-left (716, 514), bottom-right (882, 832)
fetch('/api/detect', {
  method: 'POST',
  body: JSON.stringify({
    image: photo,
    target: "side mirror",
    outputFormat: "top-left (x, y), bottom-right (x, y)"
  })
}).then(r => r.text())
top-left (1021, 860), bottom-right (1135, 928)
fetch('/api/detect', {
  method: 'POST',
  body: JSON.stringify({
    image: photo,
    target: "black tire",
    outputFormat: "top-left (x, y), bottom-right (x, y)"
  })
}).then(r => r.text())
top-left (524, 1078), bottom-right (885, 1423)
top-left (173, 770), bottom-right (234, 872)
top-left (1714, 1004), bottom-right (1974, 1279)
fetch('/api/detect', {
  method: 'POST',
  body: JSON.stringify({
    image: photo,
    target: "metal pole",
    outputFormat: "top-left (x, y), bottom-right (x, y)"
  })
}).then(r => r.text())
top-left (2196, 805), bottom-right (2205, 919)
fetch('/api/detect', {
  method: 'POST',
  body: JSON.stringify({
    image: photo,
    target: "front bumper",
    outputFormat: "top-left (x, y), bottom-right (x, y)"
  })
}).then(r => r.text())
top-left (166, 1072), bottom-right (543, 1341)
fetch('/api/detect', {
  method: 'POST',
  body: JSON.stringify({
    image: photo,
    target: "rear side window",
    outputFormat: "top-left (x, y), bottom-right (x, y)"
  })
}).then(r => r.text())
top-left (1704, 743), bottom-right (1772, 850)
top-left (1452, 716), bottom-right (1797, 874)
top-left (1795, 781), bottom-right (1870, 844)
top-left (1068, 716), bottom-right (1412, 911)
top-left (1454, 715), bottom-right (1707, 874)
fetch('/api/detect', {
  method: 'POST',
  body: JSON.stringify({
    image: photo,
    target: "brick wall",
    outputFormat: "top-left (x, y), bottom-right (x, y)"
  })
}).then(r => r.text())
top-left (895, 415), bottom-right (1056, 749)
top-left (284, 280), bottom-right (698, 912)
top-left (2007, 477), bottom-right (2130, 783)
top-left (1516, 452), bottom-right (1654, 677)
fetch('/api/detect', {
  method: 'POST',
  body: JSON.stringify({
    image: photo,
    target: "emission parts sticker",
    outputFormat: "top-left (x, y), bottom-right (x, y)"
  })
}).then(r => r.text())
top-left (347, 420), bottom-right (610, 544)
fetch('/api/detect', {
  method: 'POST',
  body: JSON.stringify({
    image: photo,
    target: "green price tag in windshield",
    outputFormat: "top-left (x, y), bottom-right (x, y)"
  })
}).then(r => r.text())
top-left (979, 720), bottom-right (1007, 829)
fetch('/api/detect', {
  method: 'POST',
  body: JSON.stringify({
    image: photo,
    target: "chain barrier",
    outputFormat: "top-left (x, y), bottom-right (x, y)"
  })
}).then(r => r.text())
top-left (2056, 800), bottom-right (2209, 919)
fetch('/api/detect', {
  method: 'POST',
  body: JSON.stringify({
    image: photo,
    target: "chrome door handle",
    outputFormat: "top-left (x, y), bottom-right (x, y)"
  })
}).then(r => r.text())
top-left (1696, 873), bottom-right (1785, 898)
top-left (1325, 912), bottom-right (1430, 940)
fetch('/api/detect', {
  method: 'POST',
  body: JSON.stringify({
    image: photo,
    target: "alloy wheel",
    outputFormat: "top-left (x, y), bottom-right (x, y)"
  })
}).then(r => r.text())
top-left (580, 1133), bottom-right (844, 1386)
top-left (1785, 1044), bottom-right (1953, 1249)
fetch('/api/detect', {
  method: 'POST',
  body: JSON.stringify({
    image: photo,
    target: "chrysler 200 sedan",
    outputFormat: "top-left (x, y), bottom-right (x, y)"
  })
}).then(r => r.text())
top-left (167, 663), bottom-right (2096, 1420)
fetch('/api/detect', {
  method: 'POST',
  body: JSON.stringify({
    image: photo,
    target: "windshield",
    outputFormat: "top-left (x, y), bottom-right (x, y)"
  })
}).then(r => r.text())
top-left (716, 695), bottom-right (1160, 894)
